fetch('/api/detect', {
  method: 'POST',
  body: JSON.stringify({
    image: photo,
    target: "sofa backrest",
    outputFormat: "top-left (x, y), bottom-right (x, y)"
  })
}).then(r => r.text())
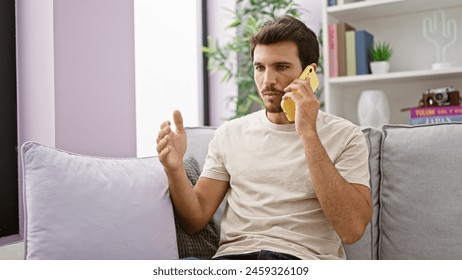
top-left (184, 127), bottom-right (217, 171)
top-left (184, 127), bottom-right (226, 231)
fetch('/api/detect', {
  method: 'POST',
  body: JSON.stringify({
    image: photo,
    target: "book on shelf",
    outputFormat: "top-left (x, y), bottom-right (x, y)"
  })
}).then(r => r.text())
top-left (355, 29), bottom-right (374, 75)
top-left (329, 0), bottom-right (362, 7)
top-left (328, 0), bottom-right (337, 6)
top-left (409, 105), bottom-right (462, 124)
top-left (327, 0), bottom-right (347, 6)
top-left (328, 24), bottom-right (338, 77)
top-left (410, 115), bottom-right (462, 125)
top-left (345, 30), bottom-right (356, 76)
top-left (328, 22), bottom-right (355, 77)
top-left (409, 105), bottom-right (462, 118)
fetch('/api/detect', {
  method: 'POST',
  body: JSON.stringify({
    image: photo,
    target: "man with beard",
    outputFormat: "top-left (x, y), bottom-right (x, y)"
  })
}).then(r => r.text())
top-left (156, 16), bottom-right (372, 260)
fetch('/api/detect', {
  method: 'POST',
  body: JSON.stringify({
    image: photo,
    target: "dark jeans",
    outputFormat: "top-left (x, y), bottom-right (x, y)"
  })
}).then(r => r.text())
top-left (212, 250), bottom-right (300, 260)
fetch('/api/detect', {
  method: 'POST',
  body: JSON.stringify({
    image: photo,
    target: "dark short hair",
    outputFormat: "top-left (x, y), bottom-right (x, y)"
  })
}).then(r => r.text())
top-left (250, 15), bottom-right (319, 69)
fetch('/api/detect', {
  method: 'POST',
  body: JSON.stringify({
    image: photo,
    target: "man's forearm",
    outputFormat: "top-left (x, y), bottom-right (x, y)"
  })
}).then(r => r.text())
top-left (300, 132), bottom-right (372, 244)
top-left (165, 166), bottom-right (206, 234)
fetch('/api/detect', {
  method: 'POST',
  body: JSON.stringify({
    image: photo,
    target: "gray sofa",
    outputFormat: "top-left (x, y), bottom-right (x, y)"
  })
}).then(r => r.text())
top-left (21, 122), bottom-right (462, 259)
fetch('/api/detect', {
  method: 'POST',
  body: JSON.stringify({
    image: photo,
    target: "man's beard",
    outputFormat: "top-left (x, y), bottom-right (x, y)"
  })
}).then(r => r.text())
top-left (261, 85), bottom-right (284, 113)
top-left (265, 100), bottom-right (283, 113)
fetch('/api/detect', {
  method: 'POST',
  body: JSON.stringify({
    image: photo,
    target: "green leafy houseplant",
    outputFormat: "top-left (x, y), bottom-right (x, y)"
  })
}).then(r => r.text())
top-left (203, 0), bottom-right (322, 119)
top-left (369, 41), bottom-right (393, 62)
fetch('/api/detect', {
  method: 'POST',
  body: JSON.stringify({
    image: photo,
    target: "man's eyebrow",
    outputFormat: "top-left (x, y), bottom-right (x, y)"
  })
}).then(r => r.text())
top-left (275, 62), bottom-right (293, 66)
top-left (253, 61), bottom-right (294, 66)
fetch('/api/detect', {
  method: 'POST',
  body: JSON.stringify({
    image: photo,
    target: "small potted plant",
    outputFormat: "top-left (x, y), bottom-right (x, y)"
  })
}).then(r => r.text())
top-left (369, 41), bottom-right (393, 74)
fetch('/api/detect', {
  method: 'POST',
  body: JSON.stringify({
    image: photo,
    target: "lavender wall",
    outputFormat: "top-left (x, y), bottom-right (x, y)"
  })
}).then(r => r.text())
top-left (5, 0), bottom-right (56, 251)
top-left (53, 0), bottom-right (136, 157)
top-left (16, 0), bottom-right (137, 157)
top-left (1, 0), bottom-right (137, 257)
top-left (16, 0), bottom-right (55, 148)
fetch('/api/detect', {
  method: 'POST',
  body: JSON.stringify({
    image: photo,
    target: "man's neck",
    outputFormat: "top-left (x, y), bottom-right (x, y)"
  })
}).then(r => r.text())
top-left (266, 110), bottom-right (293, 125)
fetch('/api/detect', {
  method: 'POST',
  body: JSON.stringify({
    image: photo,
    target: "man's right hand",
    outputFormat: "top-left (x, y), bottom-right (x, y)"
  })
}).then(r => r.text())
top-left (156, 110), bottom-right (187, 172)
top-left (156, 110), bottom-right (229, 234)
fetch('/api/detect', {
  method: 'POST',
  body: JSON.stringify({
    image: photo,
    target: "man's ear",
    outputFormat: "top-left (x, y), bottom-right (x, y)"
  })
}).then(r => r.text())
top-left (310, 63), bottom-right (317, 72)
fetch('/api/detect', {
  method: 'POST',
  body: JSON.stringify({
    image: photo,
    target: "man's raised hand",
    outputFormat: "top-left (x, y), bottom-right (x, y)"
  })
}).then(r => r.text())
top-left (156, 110), bottom-right (187, 172)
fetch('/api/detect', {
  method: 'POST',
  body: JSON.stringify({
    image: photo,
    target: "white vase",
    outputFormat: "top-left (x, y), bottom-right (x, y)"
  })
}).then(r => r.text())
top-left (370, 61), bottom-right (390, 74)
top-left (357, 90), bottom-right (390, 128)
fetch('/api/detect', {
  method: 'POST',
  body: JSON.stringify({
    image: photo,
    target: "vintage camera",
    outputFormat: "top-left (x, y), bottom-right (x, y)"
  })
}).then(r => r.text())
top-left (419, 86), bottom-right (461, 107)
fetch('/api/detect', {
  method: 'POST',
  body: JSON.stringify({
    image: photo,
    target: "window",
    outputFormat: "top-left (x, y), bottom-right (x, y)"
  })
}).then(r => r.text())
top-left (134, 0), bottom-right (205, 157)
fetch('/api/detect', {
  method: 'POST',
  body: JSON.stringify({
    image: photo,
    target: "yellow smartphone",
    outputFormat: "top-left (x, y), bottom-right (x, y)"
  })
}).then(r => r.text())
top-left (281, 65), bottom-right (319, 122)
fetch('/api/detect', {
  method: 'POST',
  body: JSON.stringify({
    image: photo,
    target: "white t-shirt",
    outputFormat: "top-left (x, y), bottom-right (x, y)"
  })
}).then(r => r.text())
top-left (201, 110), bottom-right (370, 259)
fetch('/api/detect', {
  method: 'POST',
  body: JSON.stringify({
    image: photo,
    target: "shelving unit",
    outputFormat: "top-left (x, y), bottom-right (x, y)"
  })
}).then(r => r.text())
top-left (322, 0), bottom-right (462, 125)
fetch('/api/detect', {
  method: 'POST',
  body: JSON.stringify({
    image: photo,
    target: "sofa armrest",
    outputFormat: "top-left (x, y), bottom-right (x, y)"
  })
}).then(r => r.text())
top-left (344, 126), bottom-right (382, 260)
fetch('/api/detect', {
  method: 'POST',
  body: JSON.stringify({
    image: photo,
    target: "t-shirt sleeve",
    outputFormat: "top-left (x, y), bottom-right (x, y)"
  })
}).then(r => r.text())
top-left (335, 126), bottom-right (370, 188)
top-left (200, 126), bottom-right (230, 182)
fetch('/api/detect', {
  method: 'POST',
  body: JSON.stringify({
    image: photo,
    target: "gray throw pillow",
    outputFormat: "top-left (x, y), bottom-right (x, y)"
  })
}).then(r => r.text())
top-left (174, 157), bottom-right (219, 259)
